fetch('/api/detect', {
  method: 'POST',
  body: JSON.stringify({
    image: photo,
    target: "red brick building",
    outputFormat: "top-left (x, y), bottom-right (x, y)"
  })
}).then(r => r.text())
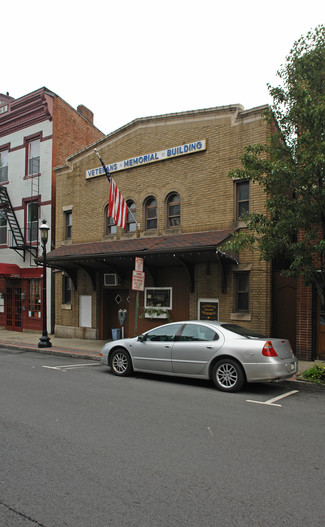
top-left (0, 88), bottom-right (104, 333)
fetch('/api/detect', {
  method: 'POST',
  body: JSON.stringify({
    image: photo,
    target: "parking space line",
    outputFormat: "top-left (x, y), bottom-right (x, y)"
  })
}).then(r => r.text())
top-left (43, 363), bottom-right (99, 371)
top-left (246, 390), bottom-right (299, 407)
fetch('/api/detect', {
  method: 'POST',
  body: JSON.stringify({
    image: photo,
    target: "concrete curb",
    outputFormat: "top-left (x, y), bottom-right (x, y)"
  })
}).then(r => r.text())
top-left (0, 342), bottom-right (100, 361)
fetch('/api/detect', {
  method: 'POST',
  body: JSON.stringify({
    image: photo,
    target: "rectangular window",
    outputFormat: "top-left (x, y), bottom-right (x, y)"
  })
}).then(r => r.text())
top-left (0, 212), bottom-right (7, 245)
top-left (62, 275), bottom-right (72, 304)
top-left (0, 149), bottom-right (8, 182)
top-left (235, 272), bottom-right (249, 312)
top-left (236, 181), bottom-right (249, 220)
top-left (64, 211), bottom-right (72, 239)
top-left (144, 287), bottom-right (172, 309)
top-left (28, 139), bottom-right (40, 175)
top-left (26, 202), bottom-right (39, 243)
top-left (28, 279), bottom-right (41, 318)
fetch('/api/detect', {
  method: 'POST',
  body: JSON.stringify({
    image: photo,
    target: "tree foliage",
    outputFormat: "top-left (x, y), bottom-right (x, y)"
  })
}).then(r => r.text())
top-left (228, 25), bottom-right (325, 301)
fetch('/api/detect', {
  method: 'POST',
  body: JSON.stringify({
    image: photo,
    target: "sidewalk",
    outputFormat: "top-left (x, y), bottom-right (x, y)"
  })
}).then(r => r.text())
top-left (0, 329), bottom-right (105, 360)
top-left (0, 328), bottom-right (318, 377)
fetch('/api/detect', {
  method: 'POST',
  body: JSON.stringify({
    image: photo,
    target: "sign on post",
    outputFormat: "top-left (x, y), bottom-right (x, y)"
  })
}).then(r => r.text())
top-left (135, 257), bottom-right (144, 272)
top-left (132, 270), bottom-right (145, 291)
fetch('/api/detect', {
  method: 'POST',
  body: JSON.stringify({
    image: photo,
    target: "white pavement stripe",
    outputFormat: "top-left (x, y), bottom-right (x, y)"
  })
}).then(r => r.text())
top-left (246, 390), bottom-right (299, 407)
top-left (42, 363), bottom-right (99, 370)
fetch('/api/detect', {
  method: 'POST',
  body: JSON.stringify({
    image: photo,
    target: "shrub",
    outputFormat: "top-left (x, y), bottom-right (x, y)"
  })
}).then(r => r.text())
top-left (299, 362), bottom-right (325, 384)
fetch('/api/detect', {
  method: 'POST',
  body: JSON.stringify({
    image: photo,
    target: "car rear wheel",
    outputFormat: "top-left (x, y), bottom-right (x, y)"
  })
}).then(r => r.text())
top-left (110, 348), bottom-right (133, 376)
top-left (212, 358), bottom-right (245, 392)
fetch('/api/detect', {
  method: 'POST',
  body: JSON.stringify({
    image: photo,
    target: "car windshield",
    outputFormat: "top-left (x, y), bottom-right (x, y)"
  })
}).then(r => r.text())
top-left (220, 324), bottom-right (266, 339)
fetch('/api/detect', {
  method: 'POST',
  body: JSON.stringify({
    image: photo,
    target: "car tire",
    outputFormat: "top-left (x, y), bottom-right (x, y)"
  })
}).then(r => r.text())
top-left (212, 358), bottom-right (245, 392)
top-left (110, 348), bottom-right (133, 376)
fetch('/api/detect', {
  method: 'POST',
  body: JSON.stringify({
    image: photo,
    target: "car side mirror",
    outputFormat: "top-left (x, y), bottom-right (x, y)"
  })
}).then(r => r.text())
top-left (137, 334), bottom-right (146, 342)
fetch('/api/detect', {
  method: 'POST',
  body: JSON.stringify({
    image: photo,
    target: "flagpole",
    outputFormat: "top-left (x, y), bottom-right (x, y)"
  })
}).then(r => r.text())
top-left (94, 149), bottom-right (138, 227)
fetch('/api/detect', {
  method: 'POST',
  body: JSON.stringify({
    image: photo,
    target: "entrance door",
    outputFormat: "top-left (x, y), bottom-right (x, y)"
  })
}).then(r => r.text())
top-left (6, 285), bottom-right (22, 332)
top-left (101, 289), bottom-right (130, 340)
top-left (317, 298), bottom-right (325, 359)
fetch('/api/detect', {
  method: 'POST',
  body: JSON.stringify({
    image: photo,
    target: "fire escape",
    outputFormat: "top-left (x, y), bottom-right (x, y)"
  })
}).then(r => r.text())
top-left (0, 172), bottom-right (40, 263)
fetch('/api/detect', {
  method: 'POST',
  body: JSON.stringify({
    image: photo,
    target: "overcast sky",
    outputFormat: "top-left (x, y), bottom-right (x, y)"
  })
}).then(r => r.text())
top-left (4, 0), bottom-right (324, 135)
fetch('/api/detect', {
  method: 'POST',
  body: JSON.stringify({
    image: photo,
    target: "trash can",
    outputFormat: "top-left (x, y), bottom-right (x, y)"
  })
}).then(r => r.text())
top-left (111, 328), bottom-right (121, 340)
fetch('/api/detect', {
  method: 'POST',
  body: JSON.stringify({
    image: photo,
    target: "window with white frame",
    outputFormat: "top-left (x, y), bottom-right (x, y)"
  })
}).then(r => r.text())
top-left (26, 202), bottom-right (39, 243)
top-left (144, 287), bottom-right (172, 309)
top-left (28, 139), bottom-right (40, 176)
top-left (0, 149), bottom-right (8, 182)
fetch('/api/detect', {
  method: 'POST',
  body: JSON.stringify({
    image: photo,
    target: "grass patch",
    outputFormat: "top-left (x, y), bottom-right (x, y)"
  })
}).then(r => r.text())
top-left (298, 362), bottom-right (325, 384)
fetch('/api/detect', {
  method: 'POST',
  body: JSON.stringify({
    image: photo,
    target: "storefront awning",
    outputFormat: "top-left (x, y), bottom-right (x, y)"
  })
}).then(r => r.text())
top-left (41, 230), bottom-right (237, 292)
top-left (0, 263), bottom-right (43, 279)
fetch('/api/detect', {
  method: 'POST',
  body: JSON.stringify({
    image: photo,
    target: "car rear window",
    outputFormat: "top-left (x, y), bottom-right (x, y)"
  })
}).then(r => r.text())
top-left (221, 324), bottom-right (266, 339)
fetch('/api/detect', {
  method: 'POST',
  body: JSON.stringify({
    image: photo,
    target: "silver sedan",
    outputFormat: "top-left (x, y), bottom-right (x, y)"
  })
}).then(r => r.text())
top-left (99, 321), bottom-right (297, 392)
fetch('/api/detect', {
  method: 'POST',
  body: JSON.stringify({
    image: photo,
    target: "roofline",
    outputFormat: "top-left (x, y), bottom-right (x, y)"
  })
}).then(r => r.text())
top-left (54, 103), bottom-right (269, 171)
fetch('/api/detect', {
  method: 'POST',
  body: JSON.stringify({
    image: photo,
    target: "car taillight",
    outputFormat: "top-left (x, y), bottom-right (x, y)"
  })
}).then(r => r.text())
top-left (262, 340), bottom-right (278, 357)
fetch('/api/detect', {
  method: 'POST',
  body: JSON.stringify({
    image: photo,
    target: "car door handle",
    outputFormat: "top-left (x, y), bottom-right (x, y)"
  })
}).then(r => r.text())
top-left (206, 345), bottom-right (215, 349)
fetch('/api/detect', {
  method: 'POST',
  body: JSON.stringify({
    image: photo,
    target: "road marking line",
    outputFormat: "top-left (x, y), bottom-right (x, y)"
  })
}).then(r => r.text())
top-left (246, 390), bottom-right (299, 407)
top-left (43, 363), bottom-right (99, 371)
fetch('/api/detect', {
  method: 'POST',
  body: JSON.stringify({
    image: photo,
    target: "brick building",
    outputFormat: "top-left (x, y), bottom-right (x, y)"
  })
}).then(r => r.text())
top-left (0, 88), bottom-right (104, 334)
top-left (46, 104), bottom-right (276, 343)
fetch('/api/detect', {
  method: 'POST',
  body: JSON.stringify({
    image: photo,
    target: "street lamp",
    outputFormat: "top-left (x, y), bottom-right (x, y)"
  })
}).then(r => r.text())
top-left (38, 220), bottom-right (52, 348)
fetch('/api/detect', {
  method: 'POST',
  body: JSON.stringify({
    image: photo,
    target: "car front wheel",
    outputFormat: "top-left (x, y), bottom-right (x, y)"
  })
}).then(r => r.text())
top-left (110, 349), bottom-right (133, 376)
top-left (212, 359), bottom-right (245, 392)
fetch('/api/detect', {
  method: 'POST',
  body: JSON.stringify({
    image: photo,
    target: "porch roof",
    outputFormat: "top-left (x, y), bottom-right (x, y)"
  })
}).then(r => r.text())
top-left (42, 230), bottom-right (237, 292)
top-left (45, 229), bottom-right (236, 267)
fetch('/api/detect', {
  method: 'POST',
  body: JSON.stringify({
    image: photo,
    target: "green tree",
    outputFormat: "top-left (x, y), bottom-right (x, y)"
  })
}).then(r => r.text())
top-left (228, 25), bottom-right (325, 302)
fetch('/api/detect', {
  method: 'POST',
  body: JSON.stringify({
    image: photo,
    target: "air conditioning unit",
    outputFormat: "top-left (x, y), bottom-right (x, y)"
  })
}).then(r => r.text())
top-left (104, 273), bottom-right (120, 286)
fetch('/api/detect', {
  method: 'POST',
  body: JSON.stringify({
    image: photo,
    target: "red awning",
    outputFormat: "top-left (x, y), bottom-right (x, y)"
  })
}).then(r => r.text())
top-left (0, 263), bottom-right (21, 278)
top-left (0, 264), bottom-right (43, 279)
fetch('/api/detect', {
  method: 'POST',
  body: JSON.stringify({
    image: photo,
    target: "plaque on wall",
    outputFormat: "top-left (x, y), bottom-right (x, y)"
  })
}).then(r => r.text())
top-left (198, 299), bottom-right (219, 321)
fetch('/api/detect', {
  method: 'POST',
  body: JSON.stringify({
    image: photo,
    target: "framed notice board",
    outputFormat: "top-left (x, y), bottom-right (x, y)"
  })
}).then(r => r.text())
top-left (198, 298), bottom-right (219, 321)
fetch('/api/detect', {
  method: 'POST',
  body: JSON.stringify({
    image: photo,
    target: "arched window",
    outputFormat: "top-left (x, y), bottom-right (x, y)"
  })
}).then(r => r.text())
top-left (167, 192), bottom-right (180, 227)
top-left (145, 197), bottom-right (157, 230)
top-left (126, 200), bottom-right (136, 232)
top-left (104, 205), bottom-right (117, 235)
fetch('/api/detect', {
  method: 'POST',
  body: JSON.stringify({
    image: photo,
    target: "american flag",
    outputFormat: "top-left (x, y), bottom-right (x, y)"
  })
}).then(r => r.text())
top-left (108, 178), bottom-right (128, 229)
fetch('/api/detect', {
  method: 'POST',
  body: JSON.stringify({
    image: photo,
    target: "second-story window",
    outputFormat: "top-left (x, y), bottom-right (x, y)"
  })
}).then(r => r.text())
top-left (105, 205), bottom-right (117, 235)
top-left (28, 139), bottom-right (40, 176)
top-left (167, 192), bottom-right (180, 227)
top-left (0, 149), bottom-right (8, 183)
top-left (26, 202), bottom-right (39, 243)
top-left (126, 200), bottom-right (136, 232)
top-left (236, 181), bottom-right (249, 220)
top-left (145, 197), bottom-right (157, 230)
top-left (0, 212), bottom-right (7, 245)
top-left (64, 210), bottom-right (72, 240)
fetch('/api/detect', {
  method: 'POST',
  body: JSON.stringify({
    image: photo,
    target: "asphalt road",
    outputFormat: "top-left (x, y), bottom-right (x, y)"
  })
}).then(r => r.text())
top-left (0, 348), bottom-right (324, 527)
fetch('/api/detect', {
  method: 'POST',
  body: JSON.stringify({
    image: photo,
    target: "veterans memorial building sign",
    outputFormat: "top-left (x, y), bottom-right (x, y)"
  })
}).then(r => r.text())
top-left (86, 140), bottom-right (206, 179)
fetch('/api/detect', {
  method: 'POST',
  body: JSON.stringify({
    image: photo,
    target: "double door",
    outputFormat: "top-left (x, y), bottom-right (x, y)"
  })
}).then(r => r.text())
top-left (6, 283), bottom-right (22, 331)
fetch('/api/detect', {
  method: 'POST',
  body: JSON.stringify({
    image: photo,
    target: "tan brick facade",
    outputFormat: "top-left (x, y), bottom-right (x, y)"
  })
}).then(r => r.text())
top-left (52, 105), bottom-right (273, 340)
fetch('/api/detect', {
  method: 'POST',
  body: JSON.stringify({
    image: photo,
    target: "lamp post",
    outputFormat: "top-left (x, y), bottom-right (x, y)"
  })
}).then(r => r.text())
top-left (38, 220), bottom-right (52, 348)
